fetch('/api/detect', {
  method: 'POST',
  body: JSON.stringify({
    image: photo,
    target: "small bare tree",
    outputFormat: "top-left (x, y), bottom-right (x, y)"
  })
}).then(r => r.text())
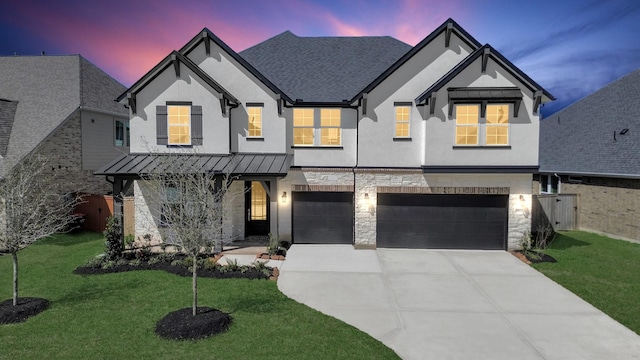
top-left (140, 155), bottom-right (241, 316)
top-left (0, 155), bottom-right (82, 306)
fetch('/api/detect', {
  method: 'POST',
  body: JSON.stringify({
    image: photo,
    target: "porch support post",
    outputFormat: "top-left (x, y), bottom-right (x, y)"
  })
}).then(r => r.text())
top-left (113, 177), bottom-right (125, 246)
top-left (268, 178), bottom-right (279, 238)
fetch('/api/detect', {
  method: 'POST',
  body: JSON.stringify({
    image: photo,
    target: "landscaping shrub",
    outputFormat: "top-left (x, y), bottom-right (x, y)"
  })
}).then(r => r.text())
top-left (103, 216), bottom-right (123, 261)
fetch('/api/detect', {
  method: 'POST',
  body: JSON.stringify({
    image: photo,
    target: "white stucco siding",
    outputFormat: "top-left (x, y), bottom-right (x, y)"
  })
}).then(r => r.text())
top-left (130, 63), bottom-right (229, 154)
top-left (425, 56), bottom-right (540, 167)
top-left (291, 107), bottom-right (358, 167)
top-left (187, 42), bottom-right (287, 154)
top-left (359, 32), bottom-right (475, 167)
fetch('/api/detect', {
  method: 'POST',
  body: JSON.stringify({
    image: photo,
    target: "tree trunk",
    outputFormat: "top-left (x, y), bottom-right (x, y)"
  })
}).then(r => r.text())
top-left (192, 254), bottom-right (197, 316)
top-left (12, 252), bottom-right (18, 306)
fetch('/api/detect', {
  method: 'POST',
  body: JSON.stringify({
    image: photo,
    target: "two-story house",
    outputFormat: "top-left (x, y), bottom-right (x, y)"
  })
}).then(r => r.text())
top-left (98, 18), bottom-right (553, 250)
top-left (0, 55), bottom-right (128, 194)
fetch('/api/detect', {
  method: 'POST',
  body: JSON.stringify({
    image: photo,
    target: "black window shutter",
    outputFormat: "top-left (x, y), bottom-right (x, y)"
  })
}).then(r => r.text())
top-left (191, 105), bottom-right (203, 145)
top-left (156, 105), bottom-right (168, 145)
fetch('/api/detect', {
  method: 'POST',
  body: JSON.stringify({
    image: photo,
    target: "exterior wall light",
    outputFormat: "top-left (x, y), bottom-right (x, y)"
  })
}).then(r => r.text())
top-left (281, 191), bottom-right (287, 204)
top-left (364, 193), bottom-right (369, 200)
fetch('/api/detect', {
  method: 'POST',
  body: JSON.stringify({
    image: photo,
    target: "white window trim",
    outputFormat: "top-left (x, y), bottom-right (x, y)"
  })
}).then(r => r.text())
top-left (540, 174), bottom-right (561, 194)
top-left (293, 108), bottom-right (343, 147)
top-left (453, 103), bottom-right (511, 147)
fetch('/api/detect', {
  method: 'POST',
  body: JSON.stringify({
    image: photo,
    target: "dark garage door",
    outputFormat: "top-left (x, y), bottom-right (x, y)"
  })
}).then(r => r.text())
top-left (292, 192), bottom-right (353, 244)
top-left (377, 194), bottom-right (508, 250)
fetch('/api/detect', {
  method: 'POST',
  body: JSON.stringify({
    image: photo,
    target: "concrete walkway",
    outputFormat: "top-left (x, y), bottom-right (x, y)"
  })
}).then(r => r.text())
top-left (277, 245), bottom-right (640, 360)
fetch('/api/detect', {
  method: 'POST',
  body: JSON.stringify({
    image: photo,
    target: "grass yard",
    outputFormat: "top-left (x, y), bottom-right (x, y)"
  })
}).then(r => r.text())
top-left (532, 231), bottom-right (640, 335)
top-left (0, 232), bottom-right (399, 359)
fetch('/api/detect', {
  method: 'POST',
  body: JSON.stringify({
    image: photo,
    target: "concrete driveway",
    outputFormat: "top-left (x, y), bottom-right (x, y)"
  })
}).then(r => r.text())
top-left (277, 245), bottom-right (640, 360)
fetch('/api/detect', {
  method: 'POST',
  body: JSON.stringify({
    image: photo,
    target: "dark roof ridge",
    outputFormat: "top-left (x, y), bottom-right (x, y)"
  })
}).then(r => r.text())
top-left (415, 44), bottom-right (554, 103)
top-left (350, 18), bottom-right (482, 103)
top-left (180, 28), bottom-right (293, 103)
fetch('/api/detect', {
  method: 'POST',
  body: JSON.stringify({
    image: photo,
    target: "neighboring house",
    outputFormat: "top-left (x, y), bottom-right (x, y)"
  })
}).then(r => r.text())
top-left (98, 18), bottom-right (553, 250)
top-left (538, 68), bottom-right (640, 242)
top-left (0, 55), bottom-right (129, 195)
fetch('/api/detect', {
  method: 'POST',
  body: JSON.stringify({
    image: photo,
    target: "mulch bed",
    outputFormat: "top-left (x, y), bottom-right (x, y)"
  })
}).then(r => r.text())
top-left (512, 250), bottom-right (557, 265)
top-left (0, 297), bottom-right (50, 324)
top-left (155, 307), bottom-right (232, 340)
top-left (73, 260), bottom-right (270, 280)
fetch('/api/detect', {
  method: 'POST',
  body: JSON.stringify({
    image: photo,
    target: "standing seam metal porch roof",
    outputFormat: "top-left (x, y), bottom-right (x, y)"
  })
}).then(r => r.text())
top-left (95, 153), bottom-right (293, 177)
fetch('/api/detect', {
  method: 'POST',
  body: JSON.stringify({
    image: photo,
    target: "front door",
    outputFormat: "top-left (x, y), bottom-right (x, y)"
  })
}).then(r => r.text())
top-left (245, 181), bottom-right (270, 236)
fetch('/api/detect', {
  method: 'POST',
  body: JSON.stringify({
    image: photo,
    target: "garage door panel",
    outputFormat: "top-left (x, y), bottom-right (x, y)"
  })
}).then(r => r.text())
top-left (377, 194), bottom-right (508, 250)
top-left (293, 192), bottom-right (353, 244)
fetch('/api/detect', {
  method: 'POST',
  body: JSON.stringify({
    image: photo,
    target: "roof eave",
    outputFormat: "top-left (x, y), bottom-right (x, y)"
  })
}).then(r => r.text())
top-left (180, 28), bottom-right (294, 104)
top-left (415, 44), bottom-right (555, 104)
top-left (351, 18), bottom-right (482, 103)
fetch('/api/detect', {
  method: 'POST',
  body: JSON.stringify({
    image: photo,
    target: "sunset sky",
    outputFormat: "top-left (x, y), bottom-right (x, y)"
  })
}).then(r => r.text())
top-left (1, 0), bottom-right (639, 115)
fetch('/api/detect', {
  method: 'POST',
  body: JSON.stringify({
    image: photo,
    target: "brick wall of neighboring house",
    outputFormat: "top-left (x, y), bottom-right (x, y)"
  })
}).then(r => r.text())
top-left (33, 112), bottom-right (111, 195)
top-left (561, 177), bottom-right (640, 241)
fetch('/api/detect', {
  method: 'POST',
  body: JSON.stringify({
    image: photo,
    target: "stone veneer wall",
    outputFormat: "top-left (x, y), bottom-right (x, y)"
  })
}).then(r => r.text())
top-left (134, 179), bottom-right (247, 245)
top-left (561, 178), bottom-right (640, 242)
top-left (33, 112), bottom-right (111, 195)
top-left (279, 169), bottom-right (532, 250)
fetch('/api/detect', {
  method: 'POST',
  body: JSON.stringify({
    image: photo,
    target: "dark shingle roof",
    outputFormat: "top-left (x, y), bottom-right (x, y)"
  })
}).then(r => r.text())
top-left (0, 55), bottom-right (127, 174)
top-left (0, 99), bottom-right (17, 156)
top-left (240, 31), bottom-right (411, 103)
top-left (539, 68), bottom-right (640, 177)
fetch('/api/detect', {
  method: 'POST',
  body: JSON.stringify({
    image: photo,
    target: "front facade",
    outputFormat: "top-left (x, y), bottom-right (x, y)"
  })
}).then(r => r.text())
top-left (538, 68), bottom-right (640, 242)
top-left (100, 19), bottom-right (553, 250)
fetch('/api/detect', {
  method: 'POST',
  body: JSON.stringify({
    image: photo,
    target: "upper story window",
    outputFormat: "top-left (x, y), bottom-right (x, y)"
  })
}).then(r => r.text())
top-left (248, 105), bottom-right (263, 138)
top-left (115, 119), bottom-right (130, 147)
top-left (168, 105), bottom-right (191, 145)
top-left (394, 104), bottom-right (411, 138)
top-left (156, 103), bottom-right (202, 146)
top-left (293, 108), bottom-right (342, 147)
top-left (455, 105), bottom-right (479, 145)
top-left (485, 104), bottom-right (509, 145)
top-left (454, 104), bottom-right (510, 146)
top-left (293, 108), bottom-right (314, 146)
top-left (320, 109), bottom-right (341, 146)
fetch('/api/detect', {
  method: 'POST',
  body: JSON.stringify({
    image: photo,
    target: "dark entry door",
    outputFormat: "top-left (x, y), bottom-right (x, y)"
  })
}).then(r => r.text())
top-left (245, 181), bottom-right (269, 236)
top-left (292, 192), bottom-right (353, 244)
top-left (376, 194), bottom-right (508, 250)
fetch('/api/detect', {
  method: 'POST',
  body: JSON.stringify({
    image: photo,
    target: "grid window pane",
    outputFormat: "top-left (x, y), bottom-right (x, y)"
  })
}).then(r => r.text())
top-left (486, 104), bottom-right (509, 145)
top-left (294, 128), bottom-right (314, 145)
top-left (395, 106), bottom-right (410, 137)
top-left (320, 108), bottom-right (341, 145)
top-left (294, 108), bottom-right (314, 145)
top-left (321, 128), bottom-right (341, 145)
top-left (320, 109), bottom-right (341, 127)
top-left (248, 107), bottom-right (262, 137)
top-left (455, 105), bottom-right (479, 145)
top-left (168, 105), bottom-right (191, 145)
top-left (293, 109), bottom-right (314, 127)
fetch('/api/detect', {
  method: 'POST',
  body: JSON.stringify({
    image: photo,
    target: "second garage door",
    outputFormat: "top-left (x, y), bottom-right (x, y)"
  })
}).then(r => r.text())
top-left (292, 192), bottom-right (353, 244)
top-left (377, 194), bottom-right (508, 250)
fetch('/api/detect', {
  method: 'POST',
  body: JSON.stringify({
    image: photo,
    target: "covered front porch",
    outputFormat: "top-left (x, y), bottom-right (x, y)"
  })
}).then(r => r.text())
top-left (95, 153), bottom-right (292, 248)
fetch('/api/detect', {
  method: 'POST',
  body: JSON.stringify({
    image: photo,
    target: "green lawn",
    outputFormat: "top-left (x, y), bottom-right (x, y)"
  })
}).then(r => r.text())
top-left (0, 232), bottom-right (399, 359)
top-left (532, 231), bottom-right (640, 335)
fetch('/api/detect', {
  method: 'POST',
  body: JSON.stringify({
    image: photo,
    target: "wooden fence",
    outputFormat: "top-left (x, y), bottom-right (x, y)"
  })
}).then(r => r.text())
top-left (532, 194), bottom-right (578, 231)
top-left (74, 194), bottom-right (134, 236)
